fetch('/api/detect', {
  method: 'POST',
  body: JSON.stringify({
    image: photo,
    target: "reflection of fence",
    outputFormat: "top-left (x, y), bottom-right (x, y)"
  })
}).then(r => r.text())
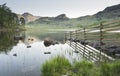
top-left (65, 20), bottom-right (120, 62)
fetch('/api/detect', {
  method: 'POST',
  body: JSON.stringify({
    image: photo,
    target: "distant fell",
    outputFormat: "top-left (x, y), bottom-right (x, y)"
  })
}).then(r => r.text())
top-left (55, 14), bottom-right (69, 20)
top-left (28, 4), bottom-right (120, 26)
top-left (94, 4), bottom-right (120, 20)
top-left (29, 14), bottom-right (69, 24)
top-left (76, 4), bottom-right (120, 26)
top-left (17, 12), bottom-right (40, 23)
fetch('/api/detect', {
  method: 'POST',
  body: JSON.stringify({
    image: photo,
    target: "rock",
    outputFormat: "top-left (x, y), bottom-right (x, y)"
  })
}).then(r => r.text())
top-left (28, 38), bottom-right (34, 41)
top-left (27, 37), bottom-right (38, 44)
top-left (44, 52), bottom-right (51, 54)
top-left (44, 38), bottom-right (59, 47)
top-left (55, 14), bottom-right (69, 20)
top-left (80, 40), bottom-right (88, 45)
top-left (14, 36), bottom-right (24, 40)
top-left (109, 45), bottom-right (118, 49)
top-left (115, 54), bottom-right (120, 57)
top-left (44, 38), bottom-right (53, 47)
top-left (72, 39), bottom-right (80, 42)
top-left (115, 49), bottom-right (120, 54)
top-left (13, 53), bottom-right (17, 56)
top-left (27, 45), bottom-right (31, 48)
top-left (74, 51), bottom-right (79, 53)
top-left (102, 45), bottom-right (120, 57)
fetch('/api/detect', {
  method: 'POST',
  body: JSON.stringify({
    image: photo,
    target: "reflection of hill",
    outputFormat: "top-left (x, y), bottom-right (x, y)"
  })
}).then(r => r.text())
top-left (0, 31), bottom-right (25, 53)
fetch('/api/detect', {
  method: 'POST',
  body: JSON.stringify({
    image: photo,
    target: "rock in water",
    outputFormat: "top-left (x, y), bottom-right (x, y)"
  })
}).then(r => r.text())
top-left (44, 38), bottom-right (59, 47)
top-left (44, 52), bottom-right (51, 54)
top-left (13, 53), bottom-right (17, 56)
top-left (14, 36), bottom-right (24, 40)
top-left (27, 45), bottom-right (31, 48)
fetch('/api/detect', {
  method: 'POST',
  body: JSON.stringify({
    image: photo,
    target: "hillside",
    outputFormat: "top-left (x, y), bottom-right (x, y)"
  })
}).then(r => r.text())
top-left (28, 4), bottom-right (120, 27)
top-left (28, 14), bottom-right (70, 25)
top-left (17, 12), bottom-right (40, 23)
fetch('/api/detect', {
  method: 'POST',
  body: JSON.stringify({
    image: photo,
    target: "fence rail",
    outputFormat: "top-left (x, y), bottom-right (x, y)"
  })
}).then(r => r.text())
top-left (65, 20), bottom-right (120, 62)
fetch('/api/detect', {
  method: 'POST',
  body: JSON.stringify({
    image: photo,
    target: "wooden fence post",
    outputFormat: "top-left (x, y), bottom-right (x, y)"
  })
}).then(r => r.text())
top-left (75, 30), bottom-right (77, 52)
top-left (70, 31), bottom-right (72, 46)
top-left (99, 23), bottom-right (103, 61)
top-left (64, 33), bottom-right (66, 43)
top-left (83, 27), bottom-right (86, 58)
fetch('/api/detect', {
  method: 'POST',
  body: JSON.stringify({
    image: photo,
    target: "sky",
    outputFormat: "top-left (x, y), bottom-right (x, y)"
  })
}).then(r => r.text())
top-left (0, 0), bottom-right (120, 18)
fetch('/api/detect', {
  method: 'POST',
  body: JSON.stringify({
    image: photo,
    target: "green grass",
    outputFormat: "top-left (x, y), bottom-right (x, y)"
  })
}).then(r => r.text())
top-left (41, 56), bottom-right (120, 76)
top-left (25, 24), bottom-right (78, 35)
top-left (41, 56), bottom-right (71, 76)
top-left (110, 61), bottom-right (120, 76)
top-left (100, 61), bottom-right (120, 76)
top-left (71, 61), bottom-right (94, 76)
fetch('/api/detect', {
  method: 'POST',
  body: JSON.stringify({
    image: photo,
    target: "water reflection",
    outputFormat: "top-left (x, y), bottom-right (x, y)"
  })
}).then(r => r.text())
top-left (0, 31), bottom-right (81, 76)
top-left (26, 31), bottom-right (66, 43)
top-left (0, 31), bottom-right (25, 54)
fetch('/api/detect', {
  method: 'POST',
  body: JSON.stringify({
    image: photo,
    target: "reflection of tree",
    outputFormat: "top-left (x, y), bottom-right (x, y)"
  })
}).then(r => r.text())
top-left (0, 31), bottom-right (25, 53)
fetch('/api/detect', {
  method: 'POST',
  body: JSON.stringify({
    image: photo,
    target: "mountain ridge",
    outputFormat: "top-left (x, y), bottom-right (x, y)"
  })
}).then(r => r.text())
top-left (19, 4), bottom-right (120, 26)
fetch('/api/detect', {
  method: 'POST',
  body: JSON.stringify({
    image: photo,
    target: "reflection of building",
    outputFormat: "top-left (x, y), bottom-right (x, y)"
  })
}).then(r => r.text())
top-left (14, 31), bottom-right (26, 42)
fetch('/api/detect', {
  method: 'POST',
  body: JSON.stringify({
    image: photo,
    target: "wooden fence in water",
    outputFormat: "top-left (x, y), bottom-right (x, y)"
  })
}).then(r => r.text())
top-left (65, 20), bottom-right (120, 62)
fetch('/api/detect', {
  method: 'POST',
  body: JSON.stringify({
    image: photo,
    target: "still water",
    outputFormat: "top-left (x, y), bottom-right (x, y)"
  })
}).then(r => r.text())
top-left (0, 30), bottom-right (81, 76)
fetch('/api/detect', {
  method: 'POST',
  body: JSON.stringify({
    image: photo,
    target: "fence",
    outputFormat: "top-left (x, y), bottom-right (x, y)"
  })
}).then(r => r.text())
top-left (65, 20), bottom-right (120, 62)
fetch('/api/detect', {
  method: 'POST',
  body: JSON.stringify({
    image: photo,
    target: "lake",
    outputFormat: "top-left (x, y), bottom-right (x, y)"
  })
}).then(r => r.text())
top-left (0, 29), bottom-right (81, 76)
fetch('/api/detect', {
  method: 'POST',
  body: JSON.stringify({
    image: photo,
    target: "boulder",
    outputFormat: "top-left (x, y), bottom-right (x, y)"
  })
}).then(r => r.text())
top-left (44, 38), bottom-right (59, 47)
top-left (14, 36), bottom-right (24, 40)
top-left (13, 53), bottom-right (17, 56)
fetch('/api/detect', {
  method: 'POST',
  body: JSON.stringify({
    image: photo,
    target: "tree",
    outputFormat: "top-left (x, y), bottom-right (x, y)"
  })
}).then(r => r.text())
top-left (20, 17), bottom-right (25, 25)
top-left (0, 3), bottom-right (19, 28)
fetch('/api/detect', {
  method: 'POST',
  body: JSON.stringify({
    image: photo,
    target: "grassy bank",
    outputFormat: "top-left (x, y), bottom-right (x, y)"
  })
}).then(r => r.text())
top-left (41, 56), bottom-right (120, 76)
top-left (25, 24), bottom-right (78, 32)
top-left (25, 24), bottom-right (78, 41)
